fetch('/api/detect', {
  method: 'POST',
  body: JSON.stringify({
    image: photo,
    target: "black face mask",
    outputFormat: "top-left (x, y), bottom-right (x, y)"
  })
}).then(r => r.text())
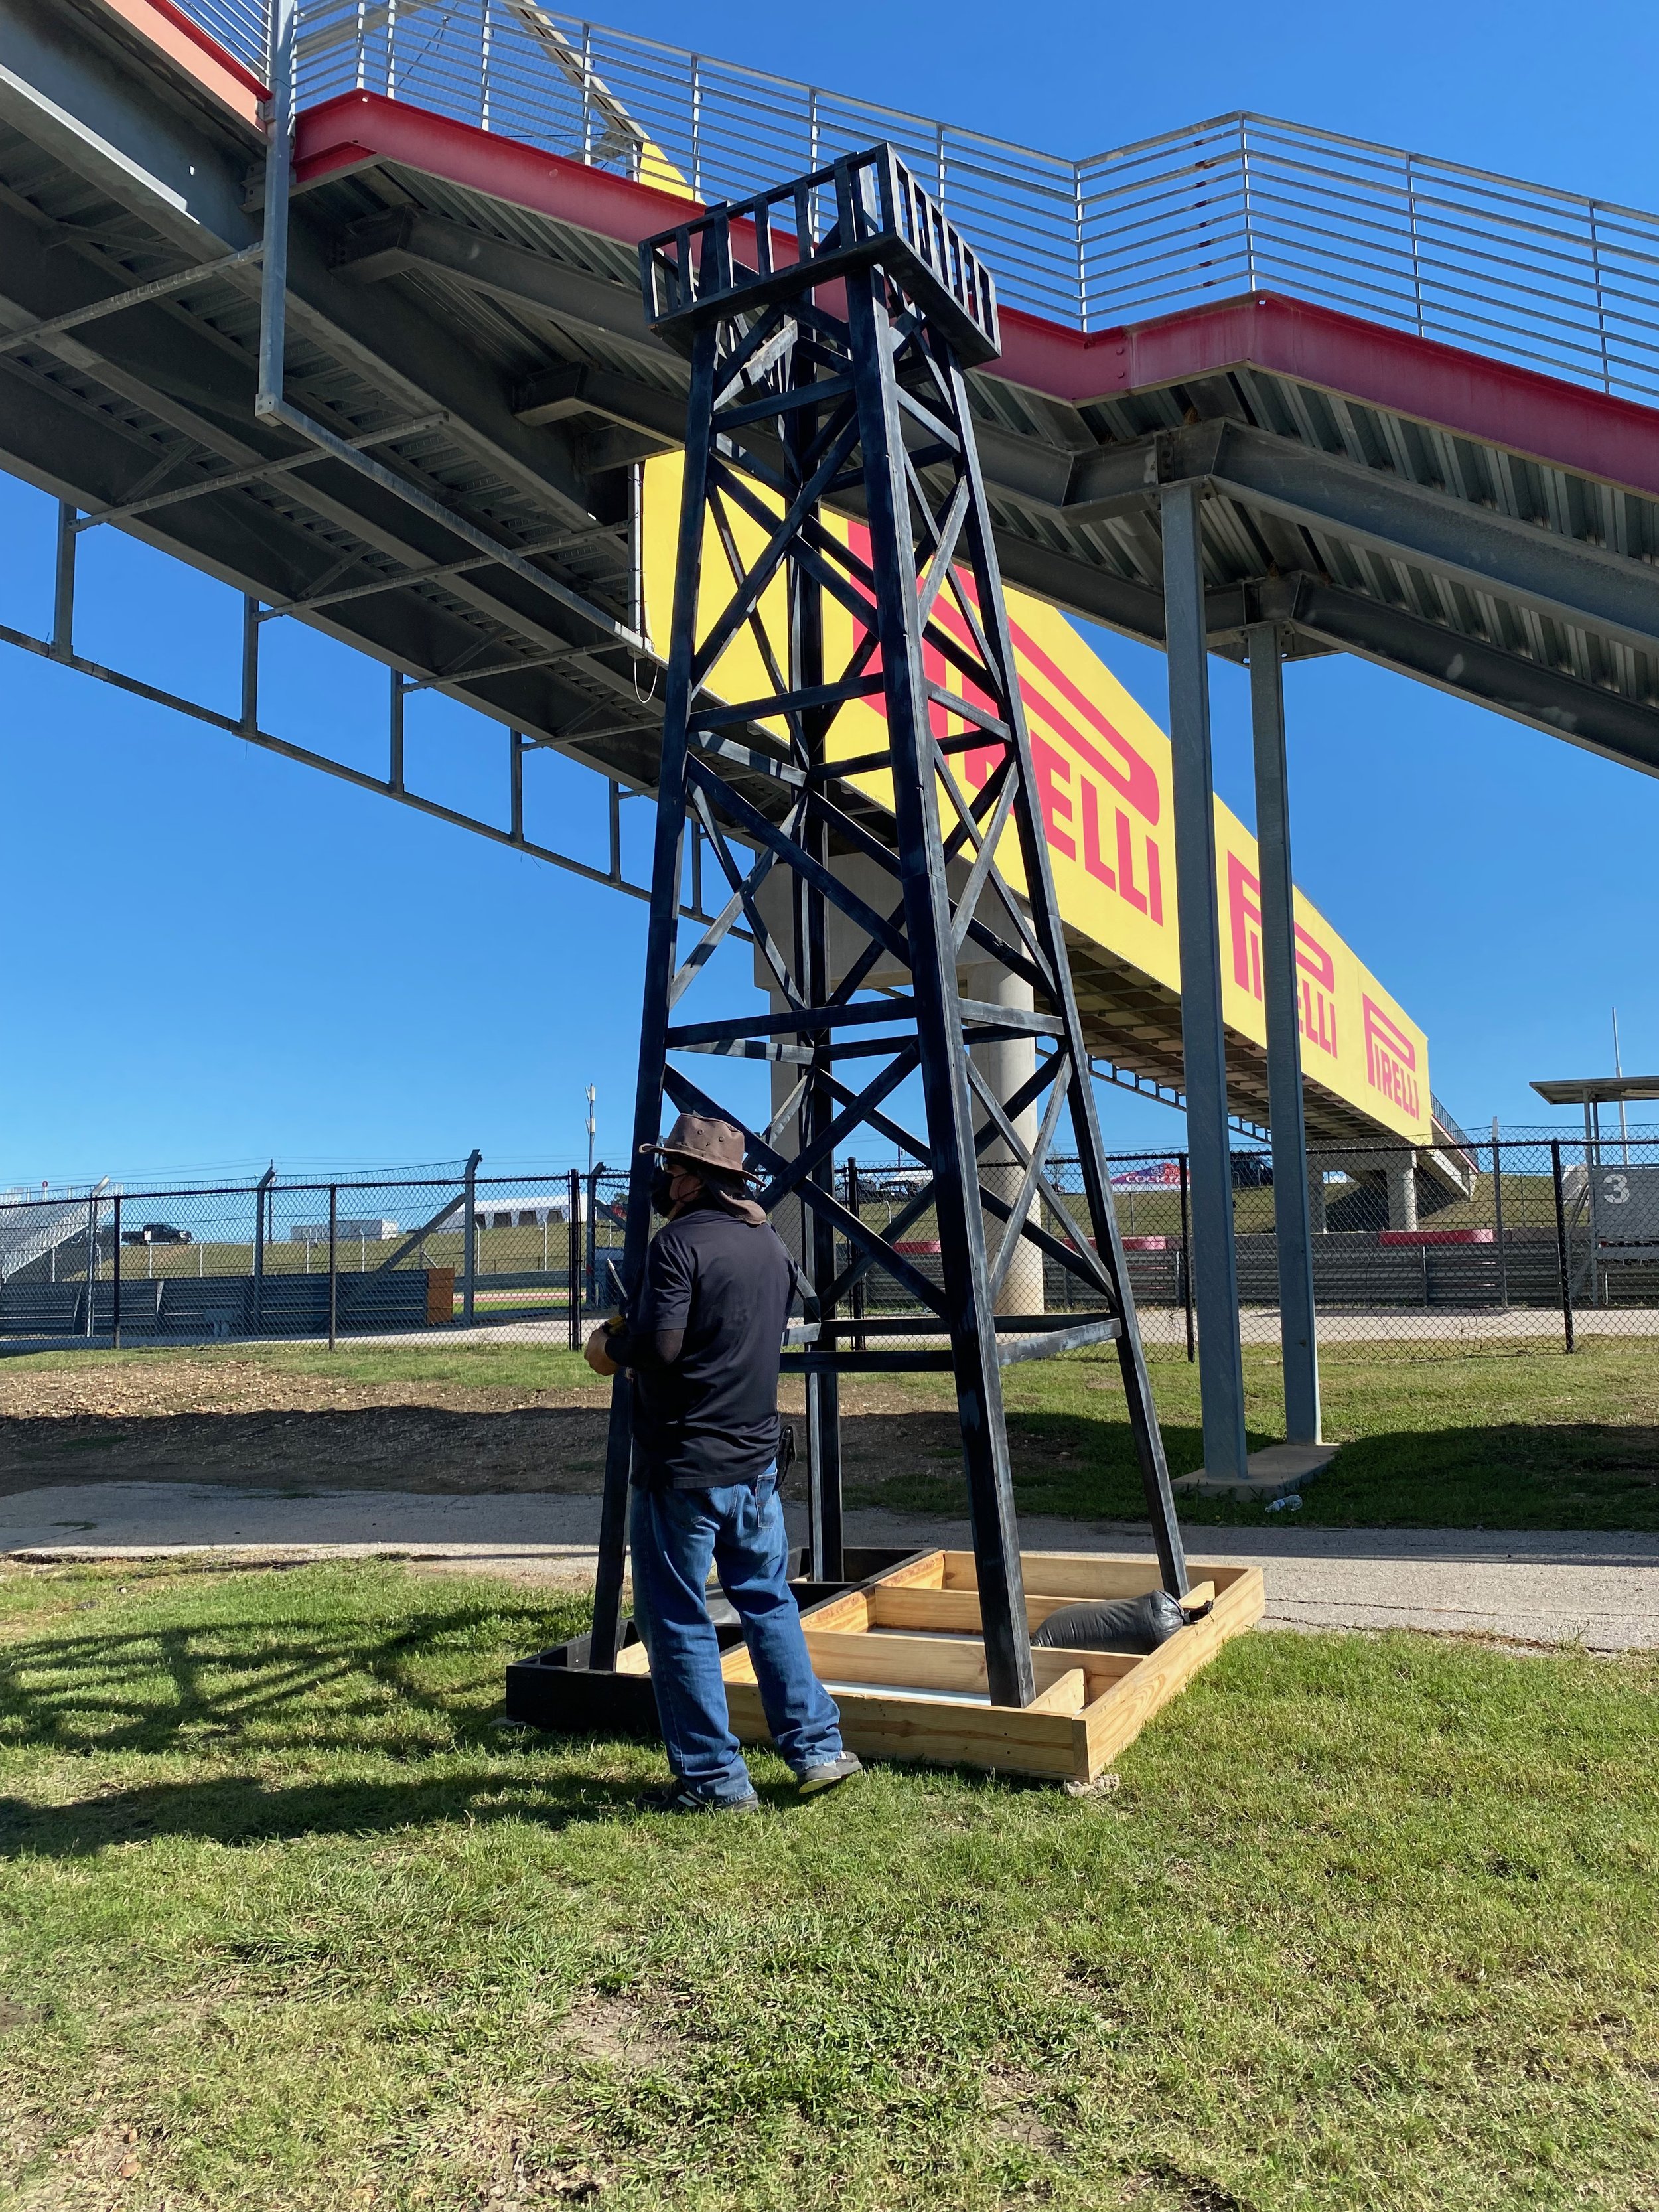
top-left (650, 1167), bottom-right (682, 1217)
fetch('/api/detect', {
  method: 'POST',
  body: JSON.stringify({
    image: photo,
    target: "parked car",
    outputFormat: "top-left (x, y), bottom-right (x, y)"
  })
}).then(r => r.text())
top-left (121, 1222), bottom-right (194, 1245)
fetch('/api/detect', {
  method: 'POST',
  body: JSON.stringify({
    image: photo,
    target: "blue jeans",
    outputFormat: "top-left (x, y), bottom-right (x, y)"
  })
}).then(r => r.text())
top-left (628, 1467), bottom-right (844, 1801)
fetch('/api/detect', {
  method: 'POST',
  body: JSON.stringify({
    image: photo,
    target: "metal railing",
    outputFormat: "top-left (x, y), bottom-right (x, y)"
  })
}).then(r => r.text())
top-left (175, 0), bottom-right (1659, 406)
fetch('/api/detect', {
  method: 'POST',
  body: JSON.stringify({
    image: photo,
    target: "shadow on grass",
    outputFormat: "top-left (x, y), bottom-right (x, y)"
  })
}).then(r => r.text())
top-left (0, 1590), bottom-right (589, 1756)
top-left (0, 1764), bottom-right (648, 1857)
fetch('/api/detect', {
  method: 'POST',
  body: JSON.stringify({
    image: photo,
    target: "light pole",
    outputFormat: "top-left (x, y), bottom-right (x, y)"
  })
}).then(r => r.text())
top-left (585, 1084), bottom-right (597, 1178)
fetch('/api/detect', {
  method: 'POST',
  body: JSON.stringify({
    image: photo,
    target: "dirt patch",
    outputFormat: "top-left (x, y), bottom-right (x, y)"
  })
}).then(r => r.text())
top-left (982, 2065), bottom-right (1068, 2156)
top-left (13, 2116), bottom-right (150, 2211)
top-left (0, 1357), bottom-right (1089, 1501)
top-left (0, 1405), bottom-right (613, 1497)
top-left (561, 1992), bottom-right (682, 2073)
top-left (0, 1357), bottom-right (593, 1424)
top-left (0, 1356), bottom-right (999, 1499)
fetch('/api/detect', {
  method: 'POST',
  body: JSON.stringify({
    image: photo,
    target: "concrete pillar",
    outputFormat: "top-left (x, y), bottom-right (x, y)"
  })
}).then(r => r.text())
top-left (764, 996), bottom-right (806, 1268)
top-left (968, 962), bottom-right (1044, 1317)
top-left (1161, 480), bottom-right (1248, 1485)
top-left (1387, 1156), bottom-right (1419, 1232)
top-left (1247, 624), bottom-right (1321, 1445)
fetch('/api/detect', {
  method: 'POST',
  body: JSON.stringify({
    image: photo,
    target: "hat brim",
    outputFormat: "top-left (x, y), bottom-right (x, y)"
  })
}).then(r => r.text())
top-left (639, 1139), bottom-right (764, 1185)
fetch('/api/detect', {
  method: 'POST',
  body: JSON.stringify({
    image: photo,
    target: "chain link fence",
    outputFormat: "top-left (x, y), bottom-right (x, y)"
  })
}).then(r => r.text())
top-left (3, 1137), bottom-right (1654, 1359)
top-left (0, 1165), bottom-right (588, 1348)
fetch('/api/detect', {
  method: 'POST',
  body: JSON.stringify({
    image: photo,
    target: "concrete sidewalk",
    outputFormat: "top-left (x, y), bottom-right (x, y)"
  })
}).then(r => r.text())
top-left (5, 1481), bottom-right (1657, 1651)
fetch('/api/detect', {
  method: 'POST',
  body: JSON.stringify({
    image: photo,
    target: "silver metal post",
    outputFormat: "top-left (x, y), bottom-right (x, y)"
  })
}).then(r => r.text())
top-left (580, 25), bottom-right (594, 165)
top-left (1161, 480), bottom-right (1248, 1484)
top-left (240, 596), bottom-right (260, 734)
top-left (628, 461), bottom-right (645, 640)
top-left (257, 0), bottom-right (297, 421)
top-left (52, 502), bottom-right (76, 662)
top-left (1074, 160), bottom-right (1087, 328)
top-left (1248, 624), bottom-right (1321, 1444)
top-left (389, 670), bottom-right (405, 792)
top-left (253, 1161), bottom-right (274, 1333)
top-left (462, 1147), bottom-right (480, 1323)
top-left (690, 54), bottom-right (702, 199)
top-left (1407, 153), bottom-right (1425, 336)
top-left (1591, 205), bottom-right (1611, 394)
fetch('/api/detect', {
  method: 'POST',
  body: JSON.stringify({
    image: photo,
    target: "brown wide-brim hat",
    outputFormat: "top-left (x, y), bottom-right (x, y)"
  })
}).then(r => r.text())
top-left (641, 1111), bottom-right (764, 1185)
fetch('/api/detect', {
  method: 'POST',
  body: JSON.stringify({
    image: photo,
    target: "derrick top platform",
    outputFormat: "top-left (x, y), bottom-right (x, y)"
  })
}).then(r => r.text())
top-left (638, 144), bottom-right (1001, 366)
top-left (6, 0), bottom-right (1659, 1149)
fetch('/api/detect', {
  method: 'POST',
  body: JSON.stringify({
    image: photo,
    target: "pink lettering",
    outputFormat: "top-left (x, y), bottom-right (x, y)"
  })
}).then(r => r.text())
top-left (1031, 735), bottom-right (1076, 861)
top-left (1080, 778), bottom-right (1116, 888)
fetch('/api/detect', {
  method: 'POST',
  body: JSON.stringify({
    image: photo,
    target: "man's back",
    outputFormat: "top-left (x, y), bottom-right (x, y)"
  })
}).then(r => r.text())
top-left (628, 1201), bottom-right (792, 1487)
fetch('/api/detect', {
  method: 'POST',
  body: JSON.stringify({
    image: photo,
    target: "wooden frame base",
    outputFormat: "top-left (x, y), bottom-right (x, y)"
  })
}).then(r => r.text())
top-left (617, 1548), bottom-right (1264, 1783)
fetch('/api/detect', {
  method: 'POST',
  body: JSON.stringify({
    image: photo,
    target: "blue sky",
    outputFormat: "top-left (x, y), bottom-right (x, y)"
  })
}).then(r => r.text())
top-left (4, 0), bottom-right (1658, 1186)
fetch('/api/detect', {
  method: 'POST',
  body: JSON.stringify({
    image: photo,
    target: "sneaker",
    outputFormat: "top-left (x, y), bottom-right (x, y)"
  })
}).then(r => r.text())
top-left (636, 1780), bottom-right (758, 1816)
top-left (796, 1752), bottom-right (864, 1797)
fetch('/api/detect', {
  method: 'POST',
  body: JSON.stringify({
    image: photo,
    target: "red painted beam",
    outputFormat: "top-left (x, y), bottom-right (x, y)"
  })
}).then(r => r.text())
top-left (293, 92), bottom-right (1659, 502)
top-left (995, 293), bottom-right (1659, 504)
top-left (294, 92), bottom-right (707, 248)
top-left (88, 0), bottom-right (267, 124)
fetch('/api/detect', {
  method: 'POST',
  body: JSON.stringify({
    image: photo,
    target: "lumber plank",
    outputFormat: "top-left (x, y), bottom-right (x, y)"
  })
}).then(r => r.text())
top-left (942, 1549), bottom-right (1234, 1603)
top-left (726, 1677), bottom-right (1084, 1778)
top-left (1024, 1667), bottom-right (1087, 1716)
top-left (802, 1627), bottom-right (1126, 1698)
top-left (709, 1551), bottom-right (1263, 1784)
top-left (614, 1641), bottom-right (652, 1676)
top-left (871, 1550), bottom-right (947, 1589)
top-left (867, 1583), bottom-right (1213, 1633)
top-left (794, 1585), bottom-right (871, 1632)
top-left (1078, 1565), bottom-right (1266, 1777)
top-left (867, 1586), bottom-right (1080, 1633)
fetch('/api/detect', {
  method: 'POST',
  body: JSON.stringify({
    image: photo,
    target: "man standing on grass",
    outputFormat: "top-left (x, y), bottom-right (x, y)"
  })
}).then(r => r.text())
top-left (585, 1112), bottom-right (861, 1813)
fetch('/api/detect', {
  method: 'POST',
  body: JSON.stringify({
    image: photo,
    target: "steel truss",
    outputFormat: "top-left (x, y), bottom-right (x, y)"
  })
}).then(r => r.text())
top-left (0, 492), bottom-right (732, 926)
top-left (587, 146), bottom-right (1189, 1710)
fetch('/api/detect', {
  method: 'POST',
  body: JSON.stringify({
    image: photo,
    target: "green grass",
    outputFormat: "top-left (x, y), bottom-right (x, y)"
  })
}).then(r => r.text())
top-left (1, 1560), bottom-right (1655, 2211)
top-left (845, 1341), bottom-right (1659, 1531)
top-left (9, 1337), bottom-right (1659, 1529)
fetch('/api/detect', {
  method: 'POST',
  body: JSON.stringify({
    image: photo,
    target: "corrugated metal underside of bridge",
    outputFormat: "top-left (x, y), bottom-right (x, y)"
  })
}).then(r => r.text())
top-left (7, 0), bottom-right (1659, 1151)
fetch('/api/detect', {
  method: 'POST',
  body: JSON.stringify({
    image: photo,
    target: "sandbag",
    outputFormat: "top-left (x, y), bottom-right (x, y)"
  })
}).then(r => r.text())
top-left (1031, 1589), bottom-right (1206, 1654)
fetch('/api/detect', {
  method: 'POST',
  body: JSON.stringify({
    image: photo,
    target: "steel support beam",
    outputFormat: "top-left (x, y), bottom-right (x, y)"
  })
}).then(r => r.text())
top-left (1208, 422), bottom-right (1659, 663)
top-left (999, 516), bottom-right (1659, 776)
top-left (1247, 622), bottom-right (1321, 1445)
top-left (1293, 575), bottom-right (1659, 777)
top-left (0, 197), bottom-right (631, 684)
top-left (336, 208), bottom-right (655, 346)
top-left (1160, 480), bottom-right (1248, 1484)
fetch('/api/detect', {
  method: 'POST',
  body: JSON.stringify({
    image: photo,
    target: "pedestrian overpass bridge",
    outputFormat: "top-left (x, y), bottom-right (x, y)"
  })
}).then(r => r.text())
top-left (7, 0), bottom-right (1656, 1237)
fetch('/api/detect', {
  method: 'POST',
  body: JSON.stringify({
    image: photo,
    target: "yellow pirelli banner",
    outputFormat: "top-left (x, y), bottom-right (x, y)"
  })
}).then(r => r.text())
top-left (640, 451), bottom-right (1431, 1144)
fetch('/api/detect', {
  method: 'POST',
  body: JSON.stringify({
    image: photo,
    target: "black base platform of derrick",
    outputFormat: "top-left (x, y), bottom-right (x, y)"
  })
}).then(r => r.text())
top-left (503, 1546), bottom-right (922, 1739)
